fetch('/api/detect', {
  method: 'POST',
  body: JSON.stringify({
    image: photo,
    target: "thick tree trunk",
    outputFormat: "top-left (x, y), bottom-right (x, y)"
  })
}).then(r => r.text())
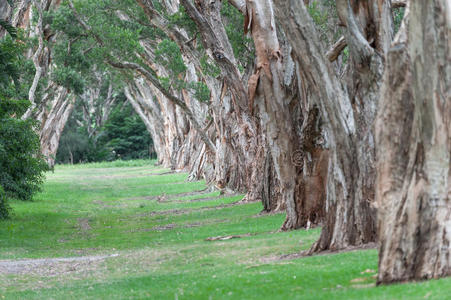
top-left (272, 0), bottom-right (393, 250)
top-left (183, 0), bottom-right (330, 221)
top-left (126, 78), bottom-right (178, 168)
top-left (181, 0), bottom-right (269, 197)
top-left (0, 1), bottom-right (12, 38)
top-left (376, 0), bottom-right (451, 284)
top-left (244, 0), bottom-right (302, 228)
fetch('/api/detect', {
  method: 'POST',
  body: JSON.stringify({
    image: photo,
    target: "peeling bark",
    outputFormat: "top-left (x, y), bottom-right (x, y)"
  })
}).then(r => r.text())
top-left (14, 0), bottom-right (76, 167)
top-left (80, 74), bottom-right (117, 140)
top-left (376, 0), bottom-right (451, 284)
top-left (0, 1), bottom-right (12, 38)
top-left (273, 0), bottom-right (394, 251)
top-left (244, 0), bottom-right (301, 229)
top-left (39, 88), bottom-right (75, 167)
top-left (22, 0), bottom-right (49, 120)
top-left (181, 0), bottom-right (268, 197)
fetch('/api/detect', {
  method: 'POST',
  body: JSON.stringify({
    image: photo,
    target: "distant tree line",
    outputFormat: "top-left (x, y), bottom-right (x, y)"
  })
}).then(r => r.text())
top-left (56, 92), bottom-right (154, 164)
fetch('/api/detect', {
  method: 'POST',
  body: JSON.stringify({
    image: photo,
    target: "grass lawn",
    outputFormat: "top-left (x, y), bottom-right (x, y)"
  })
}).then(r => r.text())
top-left (0, 160), bottom-right (449, 299)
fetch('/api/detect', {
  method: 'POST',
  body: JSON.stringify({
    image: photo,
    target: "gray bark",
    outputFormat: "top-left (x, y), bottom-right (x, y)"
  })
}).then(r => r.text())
top-left (40, 88), bottom-right (75, 167)
top-left (272, 0), bottom-right (393, 250)
top-left (376, 0), bottom-right (451, 284)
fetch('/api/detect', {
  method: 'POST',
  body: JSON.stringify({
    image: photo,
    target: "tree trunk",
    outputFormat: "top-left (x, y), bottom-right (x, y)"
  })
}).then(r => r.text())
top-left (272, 0), bottom-right (394, 250)
top-left (376, 0), bottom-right (451, 284)
top-left (14, 0), bottom-right (76, 168)
top-left (181, 0), bottom-right (270, 197)
top-left (0, 0), bottom-right (12, 38)
top-left (244, 0), bottom-right (303, 228)
top-left (125, 85), bottom-right (164, 164)
top-left (39, 88), bottom-right (75, 167)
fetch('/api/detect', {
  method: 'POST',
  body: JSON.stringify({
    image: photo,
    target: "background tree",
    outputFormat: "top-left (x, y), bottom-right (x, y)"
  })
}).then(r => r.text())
top-left (56, 93), bottom-right (154, 164)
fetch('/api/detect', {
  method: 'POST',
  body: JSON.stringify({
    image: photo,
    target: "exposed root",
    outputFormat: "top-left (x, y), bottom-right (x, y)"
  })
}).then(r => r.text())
top-left (260, 242), bottom-right (377, 264)
top-left (205, 233), bottom-right (253, 241)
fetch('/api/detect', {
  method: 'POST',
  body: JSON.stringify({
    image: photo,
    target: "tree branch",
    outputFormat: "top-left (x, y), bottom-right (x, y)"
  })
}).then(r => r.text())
top-left (108, 60), bottom-right (216, 153)
top-left (392, 0), bottom-right (407, 9)
top-left (68, 0), bottom-right (216, 153)
top-left (68, 0), bottom-right (104, 46)
top-left (325, 1), bottom-right (406, 62)
top-left (326, 36), bottom-right (347, 62)
top-left (180, 0), bottom-right (248, 110)
top-left (22, 0), bottom-right (47, 120)
top-left (228, 0), bottom-right (246, 14)
top-left (336, 0), bottom-right (374, 64)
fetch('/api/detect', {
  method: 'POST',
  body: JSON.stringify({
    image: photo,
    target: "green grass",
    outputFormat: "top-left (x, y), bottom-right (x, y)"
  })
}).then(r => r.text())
top-left (0, 161), bottom-right (449, 299)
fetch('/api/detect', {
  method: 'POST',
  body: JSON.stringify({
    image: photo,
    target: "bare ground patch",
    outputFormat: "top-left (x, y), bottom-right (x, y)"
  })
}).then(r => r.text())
top-left (127, 187), bottom-right (213, 202)
top-left (136, 201), bottom-right (245, 218)
top-left (0, 254), bottom-right (119, 276)
top-left (157, 194), bottom-right (239, 204)
top-left (0, 247), bottom-right (178, 292)
top-left (76, 218), bottom-right (92, 231)
top-left (128, 218), bottom-right (229, 232)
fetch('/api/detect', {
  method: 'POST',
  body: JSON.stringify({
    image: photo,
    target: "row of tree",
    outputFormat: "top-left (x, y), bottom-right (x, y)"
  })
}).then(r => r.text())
top-left (1, 0), bottom-right (449, 285)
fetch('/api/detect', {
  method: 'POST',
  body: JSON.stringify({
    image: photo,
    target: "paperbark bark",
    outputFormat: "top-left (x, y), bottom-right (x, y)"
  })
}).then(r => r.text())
top-left (273, 0), bottom-right (392, 250)
top-left (376, 0), bottom-right (451, 284)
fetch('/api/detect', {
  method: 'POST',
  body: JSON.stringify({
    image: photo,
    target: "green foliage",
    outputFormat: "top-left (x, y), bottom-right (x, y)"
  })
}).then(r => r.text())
top-left (53, 41), bottom-right (91, 72)
top-left (307, 0), bottom-right (337, 43)
top-left (0, 187), bottom-right (9, 220)
top-left (0, 97), bottom-right (48, 219)
top-left (0, 33), bottom-right (48, 219)
top-left (46, 0), bottom-right (145, 99)
top-left (0, 18), bottom-right (17, 39)
top-left (200, 55), bottom-right (220, 78)
top-left (56, 115), bottom-right (109, 164)
top-left (155, 39), bottom-right (187, 76)
top-left (56, 98), bottom-right (153, 164)
top-left (158, 76), bottom-right (171, 90)
top-left (0, 33), bottom-right (39, 103)
top-left (0, 36), bottom-right (20, 93)
top-left (51, 66), bottom-right (85, 94)
top-left (342, 46), bottom-right (349, 64)
top-left (189, 81), bottom-right (210, 103)
top-left (221, 2), bottom-right (254, 70)
top-left (46, 7), bottom-right (82, 38)
top-left (393, 7), bottom-right (405, 34)
top-left (99, 103), bottom-right (153, 160)
top-left (168, 6), bottom-right (197, 34)
top-left (0, 104), bottom-right (48, 203)
top-left (308, 1), bottom-right (329, 27)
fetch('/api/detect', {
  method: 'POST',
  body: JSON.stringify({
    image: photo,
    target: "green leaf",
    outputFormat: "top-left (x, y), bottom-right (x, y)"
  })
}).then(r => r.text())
top-left (0, 18), bottom-right (17, 39)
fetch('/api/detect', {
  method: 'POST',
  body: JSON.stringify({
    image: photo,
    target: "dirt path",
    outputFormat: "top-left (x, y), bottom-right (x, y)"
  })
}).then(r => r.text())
top-left (0, 254), bottom-right (119, 275)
